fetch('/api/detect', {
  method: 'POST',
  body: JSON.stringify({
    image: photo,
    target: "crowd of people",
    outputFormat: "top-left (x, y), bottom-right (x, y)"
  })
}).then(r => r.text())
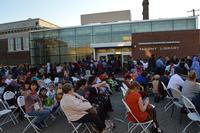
top-left (1, 54), bottom-right (200, 132)
top-left (123, 54), bottom-right (200, 132)
top-left (0, 60), bottom-right (121, 133)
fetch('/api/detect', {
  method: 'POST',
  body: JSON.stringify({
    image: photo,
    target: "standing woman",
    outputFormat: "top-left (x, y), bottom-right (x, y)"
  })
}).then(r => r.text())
top-left (125, 81), bottom-right (163, 133)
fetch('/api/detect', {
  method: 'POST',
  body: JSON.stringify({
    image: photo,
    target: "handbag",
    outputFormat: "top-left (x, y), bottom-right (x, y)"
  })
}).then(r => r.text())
top-left (33, 102), bottom-right (40, 111)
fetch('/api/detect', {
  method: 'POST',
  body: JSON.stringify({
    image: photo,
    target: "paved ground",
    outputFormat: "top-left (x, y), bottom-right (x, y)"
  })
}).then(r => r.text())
top-left (2, 91), bottom-right (200, 133)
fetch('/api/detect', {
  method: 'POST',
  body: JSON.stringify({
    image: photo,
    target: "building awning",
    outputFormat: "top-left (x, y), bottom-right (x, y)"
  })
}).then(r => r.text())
top-left (91, 41), bottom-right (131, 48)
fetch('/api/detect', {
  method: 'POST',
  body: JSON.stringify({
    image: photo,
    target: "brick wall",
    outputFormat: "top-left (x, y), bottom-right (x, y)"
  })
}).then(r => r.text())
top-left (0, 38), bottom-right (30, 65)
top-left (132, 30), bottom-right (200, 59)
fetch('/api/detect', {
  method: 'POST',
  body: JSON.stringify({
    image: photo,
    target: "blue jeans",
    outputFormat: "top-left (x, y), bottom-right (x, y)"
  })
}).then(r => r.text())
top-left (28, 109), bottom-right (50, 123)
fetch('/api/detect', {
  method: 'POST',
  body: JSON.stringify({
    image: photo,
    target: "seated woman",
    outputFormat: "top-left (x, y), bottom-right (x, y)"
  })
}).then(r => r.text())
top-left (76, 78), bottom-right (107, 122)
top-left (182, 71), bottom-right (200, 100)
top-left (75, 79), bottom-right (90, 99)
top-left (125, 81), bottom-right (163, 133)
top-left (23, 81), bottom-right (50, 129)
top-left (87, 75), bottom-right (113, 112)
top-left (60, 83), bottom-right (106, 132)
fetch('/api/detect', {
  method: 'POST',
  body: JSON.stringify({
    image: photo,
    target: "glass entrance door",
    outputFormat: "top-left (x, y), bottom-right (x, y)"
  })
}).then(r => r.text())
top-left (99, 56), bottom-right (107, 61)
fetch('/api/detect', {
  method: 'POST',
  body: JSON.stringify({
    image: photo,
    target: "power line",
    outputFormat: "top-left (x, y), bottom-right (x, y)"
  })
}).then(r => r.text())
top-left (187, 9), bottom-right (200, 16)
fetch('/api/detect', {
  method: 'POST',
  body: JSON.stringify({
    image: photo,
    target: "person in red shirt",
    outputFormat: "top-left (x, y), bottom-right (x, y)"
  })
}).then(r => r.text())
top-left (125, 81), bottom-right (163, 133)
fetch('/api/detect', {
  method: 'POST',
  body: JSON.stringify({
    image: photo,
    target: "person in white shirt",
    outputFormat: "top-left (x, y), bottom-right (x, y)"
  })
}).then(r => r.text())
top-left (60, 83), bottom-right (106, 132)
top-left (167, 67), bottom-right (184, 96)
top-left (140, 59), bottom-right (148, 71)
top-left (5, 75), bottom-right (13, 85)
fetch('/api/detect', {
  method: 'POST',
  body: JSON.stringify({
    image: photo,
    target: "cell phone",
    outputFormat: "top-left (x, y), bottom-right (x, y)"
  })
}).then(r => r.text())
top-left (144, 97), bottom-right (149, 103)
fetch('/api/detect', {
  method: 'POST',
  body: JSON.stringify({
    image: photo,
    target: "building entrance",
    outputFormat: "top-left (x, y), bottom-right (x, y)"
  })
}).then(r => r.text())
top-left (97, 52), bottom-right (131, 68)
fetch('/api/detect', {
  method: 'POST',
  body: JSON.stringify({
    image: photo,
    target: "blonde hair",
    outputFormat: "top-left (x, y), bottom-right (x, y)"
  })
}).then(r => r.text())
top-left (125, 81), bottom-right (141, 99)
top-left (188, 71), bottom-right (196, 81)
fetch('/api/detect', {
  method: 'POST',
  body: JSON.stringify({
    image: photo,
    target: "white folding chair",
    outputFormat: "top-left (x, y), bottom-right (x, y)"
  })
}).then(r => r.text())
top-left (120, 86), bottom-right (127, 97)
top-left (170, 88), bottom-right (184, 116)
top-left (3, 91), bottom-right (19, 123)
top-left (64, 116), bottom-right (92, 133)
top-left (122, 82), bottom-right (129, 91)
top-left (119, 87), bottom-right (128, 120)
top-left (60, 103), bottom-right (92, 133)
top-left (161, 82), bottom-right (174, 112)
top-left (0, 99), bottom-right (16, 132)
top-left (122, 99), bottom-right (153, 133)
top-left (0, 87), bottom-right (5, 98)
top-left (17, 96), bottom-right (40, 133)
top-left (181, 95), bottom-right (200, 133)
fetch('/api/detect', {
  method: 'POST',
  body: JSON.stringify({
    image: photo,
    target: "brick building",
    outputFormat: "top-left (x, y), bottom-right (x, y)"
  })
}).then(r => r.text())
top-left (0, 18), bottom-right (59, 65)
top-left (132, 29), bottom-right (200, 59)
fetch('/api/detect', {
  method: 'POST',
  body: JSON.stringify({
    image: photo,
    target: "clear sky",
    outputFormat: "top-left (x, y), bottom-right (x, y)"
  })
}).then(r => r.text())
top-left (0, 0), bottom-right (200, 27)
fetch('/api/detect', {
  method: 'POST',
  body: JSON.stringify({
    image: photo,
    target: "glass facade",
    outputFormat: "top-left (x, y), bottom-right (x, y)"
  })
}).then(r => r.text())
top-left (30, 17), bottom-right (197, 64)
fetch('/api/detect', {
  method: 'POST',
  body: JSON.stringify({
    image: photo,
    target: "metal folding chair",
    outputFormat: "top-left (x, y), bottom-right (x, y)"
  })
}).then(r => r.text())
top-left (3, 91), bottom-right (19, 123)
top-left (122, 99), bottom-right (153, 133)
top-left (17, 96), bottom-right (40, 133)
top-left (170, 88), bottom-right (184, 116)
top-left (120, 86), bottom-right (127, 97)
top-left (122, 82), bottom-right (129, 91)
top-left (0, 87), bottom-right (5, 98)
top-left (0, 99), bottom-right (16, 132)
top-left (64, 116), bottom-right (92, 133)
top-left (161, 82), bottom-right (174, 112)
top-left (181, 95), bottom-right (200, 133)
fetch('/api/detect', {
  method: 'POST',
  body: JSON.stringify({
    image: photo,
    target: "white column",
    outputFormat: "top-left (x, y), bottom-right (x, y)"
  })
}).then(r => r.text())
top-left (93, 48), bottom-right (96, 60)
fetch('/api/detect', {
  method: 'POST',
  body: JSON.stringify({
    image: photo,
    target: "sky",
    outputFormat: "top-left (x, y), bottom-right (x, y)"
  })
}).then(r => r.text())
top-left (0, 0), bottom-right (200, 27)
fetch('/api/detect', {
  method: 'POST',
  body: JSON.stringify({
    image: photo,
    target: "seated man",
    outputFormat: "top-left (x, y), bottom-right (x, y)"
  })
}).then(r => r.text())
top-left (60, 83), bottom-right (106, 132)
top-left (167, 67), bottom-right (184, 96)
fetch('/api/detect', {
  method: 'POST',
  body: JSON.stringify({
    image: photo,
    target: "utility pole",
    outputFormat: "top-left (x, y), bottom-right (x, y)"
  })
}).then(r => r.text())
top-left (187, 9), bottom-right (200, 16)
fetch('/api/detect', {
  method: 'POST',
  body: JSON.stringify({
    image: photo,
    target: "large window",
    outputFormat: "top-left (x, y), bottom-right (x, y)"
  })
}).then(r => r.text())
top-left (152, 20), bottom-right (173, 31)
top-left (112, 23), bottom-right (131, 32)
top-left (132, 22), bottom-right (151, 33)
top-left (8, 38), bottom-right (14, 52)
top-left (187, 19), bottom-right (196, 29)
top-left (173, 19), bottom-right (187, 30)
top-left (76, 27), bottom-right (92, 36)
top-left (16, 37), bottom-right (22, 51)
top-left (112, 23), bottom-right (131, 42)
top-left (8, 37), bottom-right (30, 52)
top-left (23, 37), bottom-right (29, 50)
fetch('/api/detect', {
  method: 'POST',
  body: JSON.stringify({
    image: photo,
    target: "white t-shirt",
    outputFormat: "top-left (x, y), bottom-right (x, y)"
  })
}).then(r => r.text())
top-left (5, 78), bottom-right (13, 85)
top-left (167, 74), bottom-right (184, 90)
